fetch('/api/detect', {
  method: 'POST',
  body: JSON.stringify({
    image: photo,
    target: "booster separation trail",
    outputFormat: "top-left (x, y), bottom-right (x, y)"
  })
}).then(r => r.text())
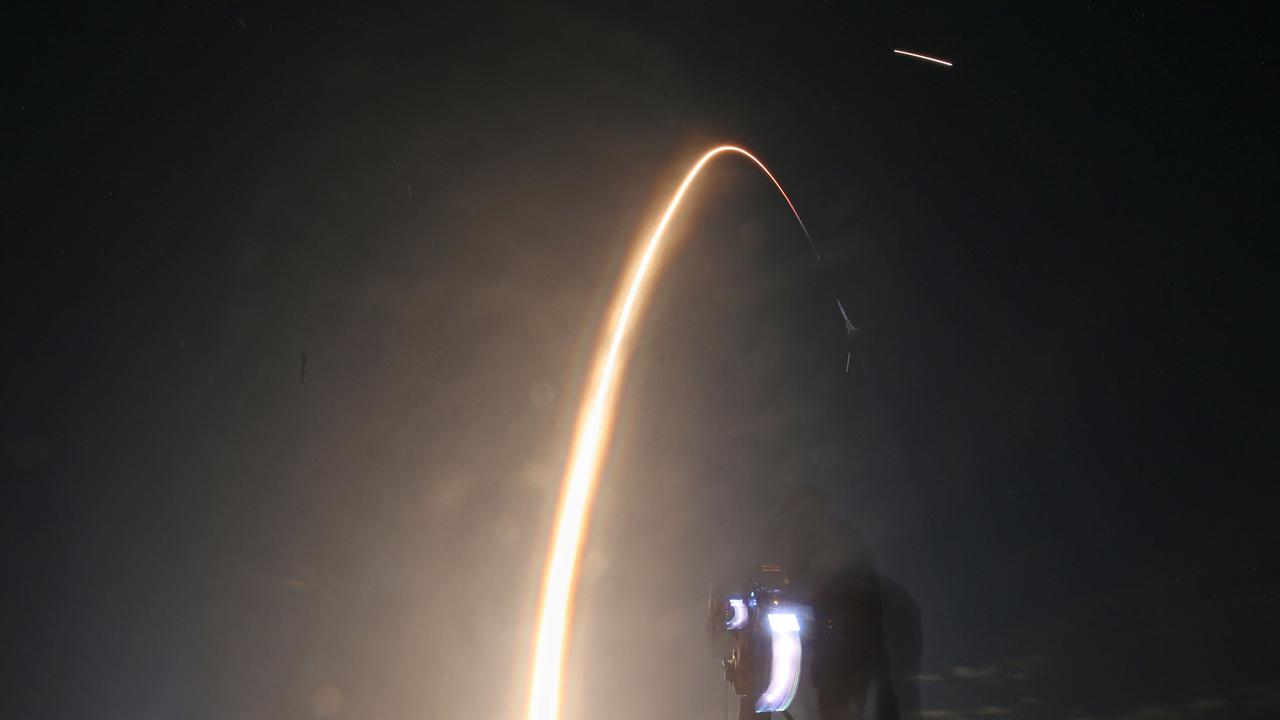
top-left (525, 145), bottom-right (812, 720)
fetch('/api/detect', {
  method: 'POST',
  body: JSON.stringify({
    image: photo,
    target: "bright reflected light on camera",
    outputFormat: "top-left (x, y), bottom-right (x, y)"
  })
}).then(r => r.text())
top-left (727, 598), bottom-right (749, 630)
top-left (766, 612), bottom-right (800, 633)
top-left (756, 612), bottom-right (802, 712)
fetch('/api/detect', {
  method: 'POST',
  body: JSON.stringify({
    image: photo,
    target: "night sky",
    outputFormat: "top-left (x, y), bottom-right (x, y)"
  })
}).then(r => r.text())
top-left (5, 3), bottom-right (1277, 719)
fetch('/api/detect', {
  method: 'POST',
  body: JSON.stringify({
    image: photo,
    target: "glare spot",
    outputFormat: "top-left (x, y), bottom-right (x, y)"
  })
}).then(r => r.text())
top-left (309, 685), bottom-right (342, 717)
top-left (430, 472), bottom-right (469, 515)
top-left (494, 514), bottom-right (520, 545)
top-left (519, 461), bottom-right (551, 489)
top-left (529, 381), bottom-right (556, 407)
top-left (583, 548), bottom-right (610, 580)
top-left (952, 664), bottom-right (1000, 680)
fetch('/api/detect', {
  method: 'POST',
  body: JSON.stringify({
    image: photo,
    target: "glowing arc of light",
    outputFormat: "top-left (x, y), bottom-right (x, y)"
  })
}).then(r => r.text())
top-left (757, 612), bottom-right (803, 713)
top-left (726, 598), bottom-right (749, 631)
top-left (893, 49), bottom-right (954, 67)
top-left (525, 145), bottom-right (811, 720)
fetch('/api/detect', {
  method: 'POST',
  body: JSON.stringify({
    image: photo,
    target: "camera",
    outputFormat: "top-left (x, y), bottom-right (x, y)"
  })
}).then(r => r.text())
top-left (711, 565), bottom-right (813, 718)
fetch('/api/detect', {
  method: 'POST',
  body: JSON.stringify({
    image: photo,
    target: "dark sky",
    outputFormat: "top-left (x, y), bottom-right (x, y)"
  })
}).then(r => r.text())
top-left (5, 2), bottom-right (1276, 719)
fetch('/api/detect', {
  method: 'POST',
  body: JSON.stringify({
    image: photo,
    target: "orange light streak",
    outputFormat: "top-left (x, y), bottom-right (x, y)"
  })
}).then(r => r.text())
top-left (525, 145), bottom-right (811, 720)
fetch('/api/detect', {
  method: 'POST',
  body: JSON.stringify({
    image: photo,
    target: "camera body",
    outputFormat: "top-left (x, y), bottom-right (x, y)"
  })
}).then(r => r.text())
top-left (713, 565), bottom-right (813, 716)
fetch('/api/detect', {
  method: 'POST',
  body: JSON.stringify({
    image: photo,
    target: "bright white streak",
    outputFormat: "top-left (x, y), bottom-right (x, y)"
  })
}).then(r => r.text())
top-left (525, 145), bottom-right (810, 720)
top-left (893, 49), bottom-right (954, 67)
top-left (757, 613), bottom-right (803, 713)
top-left (726, 598), bottom-right (749, 631)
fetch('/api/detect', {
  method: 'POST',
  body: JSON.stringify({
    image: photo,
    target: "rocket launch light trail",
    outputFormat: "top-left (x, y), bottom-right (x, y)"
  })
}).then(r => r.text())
top-left (524, 146), bottom-right (812, 720)
top-left (893, 49), bottom-right (954, 67)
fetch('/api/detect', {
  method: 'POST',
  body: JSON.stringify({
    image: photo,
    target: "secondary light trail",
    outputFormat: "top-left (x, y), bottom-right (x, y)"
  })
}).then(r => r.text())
top-left (525, 145), bottom-right (812, 720)
top-left (893, 48), bottom-right (954, 67)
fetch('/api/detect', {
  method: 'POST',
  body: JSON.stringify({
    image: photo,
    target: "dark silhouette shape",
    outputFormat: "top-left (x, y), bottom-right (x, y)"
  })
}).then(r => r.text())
top-left (877, 575), bottom-right (922, 720)
top-left (751, 484), bottom-right (921, 720)
top-left (299, 352), bottom-right (308, 385)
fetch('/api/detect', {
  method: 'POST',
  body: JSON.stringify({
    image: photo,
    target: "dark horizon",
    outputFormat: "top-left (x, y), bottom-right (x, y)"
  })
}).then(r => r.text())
top-left (4, 3), bottom-right (1276, 719)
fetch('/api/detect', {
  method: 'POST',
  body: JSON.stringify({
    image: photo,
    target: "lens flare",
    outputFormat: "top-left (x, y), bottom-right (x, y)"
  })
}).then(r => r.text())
top-left (726, 598), bottom-right (749, 631)
top-left (524, 145), bottom-right (812, 720)
top-left (757, 612), bottom-right (803, 713)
